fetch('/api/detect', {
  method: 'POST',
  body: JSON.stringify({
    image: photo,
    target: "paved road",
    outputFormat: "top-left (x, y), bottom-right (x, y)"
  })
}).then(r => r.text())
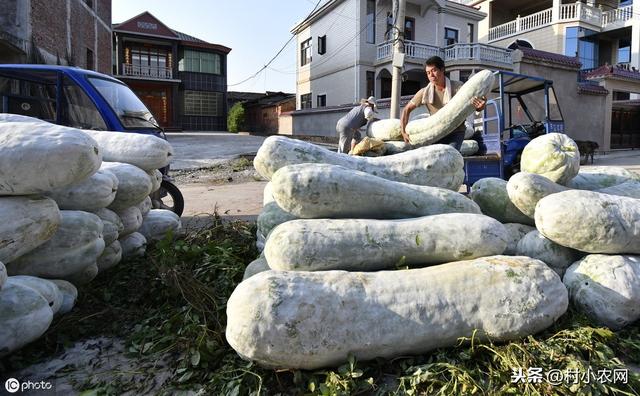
top-left (587, 150), bottom-right (640, 174)
top-left (166, 132), bottom-right (266, 170)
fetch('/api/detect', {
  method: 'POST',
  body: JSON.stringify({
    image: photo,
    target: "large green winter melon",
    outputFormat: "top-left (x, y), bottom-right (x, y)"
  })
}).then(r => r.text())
top-left (272, 163), bottom-right (480, 219)
top-left (226, 255), bottom-right (567, 369)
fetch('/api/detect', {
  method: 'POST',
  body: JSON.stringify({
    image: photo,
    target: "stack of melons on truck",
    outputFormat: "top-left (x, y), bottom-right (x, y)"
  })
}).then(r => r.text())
top-left (0, 114), bottom-right (180, 356)
top-left (231, 76), bottom-right (640, 370)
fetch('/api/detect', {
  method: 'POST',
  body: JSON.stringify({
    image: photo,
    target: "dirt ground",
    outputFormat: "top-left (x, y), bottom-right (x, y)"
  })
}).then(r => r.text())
top-left (173, 150), bottom-right (640, 228)
top-left (172, 157), bottom-right (267, 226)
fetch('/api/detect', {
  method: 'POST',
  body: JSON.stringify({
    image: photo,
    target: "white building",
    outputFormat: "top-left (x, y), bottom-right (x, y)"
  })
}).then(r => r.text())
top-left (288, 0), bottom-right (640, 149)
top-left (290, 0), bottom-right (510, 109)
top-left (469, 0), bottom-right (640, 150)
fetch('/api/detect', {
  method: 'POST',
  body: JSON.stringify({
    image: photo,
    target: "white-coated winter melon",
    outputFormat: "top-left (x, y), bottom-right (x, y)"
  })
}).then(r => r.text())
top-left (7, 211), bottom-right (105, 278)
top-left (83, 130), bottom-right (173, 171)
top-left (46, 169), bottom-right (118, 211)
top-left (92, 208), bottom-right (124, 245)
top-left (97, 241), bottom-right (122, 272)
top-left (520, 133), bottom-right (580, 185)
top-left (0, 282), bottom-right (53, 357)
top-left (117, 206), bottom-right (143, 237)
top-left (120, 232), bottom-right (147, 259)
top-left (102, 162), bottom-right (153, 211)
top-left (138, 209), bottom-right (181, 242)
top-left (0, 196), bottom-right (61, 264)
top-left (0, 121), bottom-right (101, 195)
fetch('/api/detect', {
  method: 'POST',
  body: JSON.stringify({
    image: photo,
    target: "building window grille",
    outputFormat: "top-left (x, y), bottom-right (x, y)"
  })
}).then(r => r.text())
top-left (318, 35), bottom-right (327, 55)
top-left (317, 94), bottom-right (326, 107)
top-left (179, 50), bottom-right (221, 74)
top-left (366, 0), bottom-right (376, 43)
top-left (444, 28), bottom-right (458, 46)
top-left (184, 90), bottom-right (222, 116)
top-left (301, 38), bottom-right (312, 66)
top-left (300, 93), bottom-right (312, 109)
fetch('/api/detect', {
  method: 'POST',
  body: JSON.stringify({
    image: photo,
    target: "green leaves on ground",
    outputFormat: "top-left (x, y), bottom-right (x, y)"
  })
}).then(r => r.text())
top-left (2, 215), bottom-right (639, 395)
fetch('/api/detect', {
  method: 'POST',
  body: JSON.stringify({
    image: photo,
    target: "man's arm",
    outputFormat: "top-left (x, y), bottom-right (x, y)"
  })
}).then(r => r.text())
top-left (400, 101), bottom-right (416, 144)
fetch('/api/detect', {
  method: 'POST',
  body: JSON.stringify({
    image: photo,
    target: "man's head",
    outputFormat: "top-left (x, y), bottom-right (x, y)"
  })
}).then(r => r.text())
top-left (424, 56), bottom-right (445, 85)
top-left (366, 96), bottom-right (377, 110)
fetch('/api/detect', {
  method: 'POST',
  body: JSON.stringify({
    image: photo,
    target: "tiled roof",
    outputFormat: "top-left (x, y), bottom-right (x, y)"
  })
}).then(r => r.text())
top-left (582, 64), bottom-right (640, 81)
top-left (244, 92), bottom-right (295, 107)
top-left (517, 46), bottom-right (581, 68)
top-left (172, 30), bottom-right (207, 44)
top-left (577, 82), bottom-right (609, 95)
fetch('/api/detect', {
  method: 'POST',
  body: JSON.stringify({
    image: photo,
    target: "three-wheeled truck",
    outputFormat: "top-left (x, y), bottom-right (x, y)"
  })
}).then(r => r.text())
top-left (463, 70), bottom-right (565, 189)
top-left (0, 65), bottom-right (184, 216)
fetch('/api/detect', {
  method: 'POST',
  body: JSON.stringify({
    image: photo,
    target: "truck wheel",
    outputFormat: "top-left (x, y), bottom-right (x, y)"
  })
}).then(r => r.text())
top-left (152, 180), bottom-right (184, 217)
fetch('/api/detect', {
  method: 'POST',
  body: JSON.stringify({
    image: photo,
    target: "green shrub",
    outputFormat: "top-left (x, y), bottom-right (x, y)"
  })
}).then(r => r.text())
top-left (227, 102), bottom-right (245, 133)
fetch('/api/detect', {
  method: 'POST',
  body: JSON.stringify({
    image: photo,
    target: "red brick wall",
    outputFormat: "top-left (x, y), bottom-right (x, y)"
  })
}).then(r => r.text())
top-left (97, 0), bottom-right (111, 28)
top-left (70, 0), bottom-right (96, 70)
top-left (29, 0), bottom-right (111, 74)
top-left (31, 0), bottom-right (67, 61)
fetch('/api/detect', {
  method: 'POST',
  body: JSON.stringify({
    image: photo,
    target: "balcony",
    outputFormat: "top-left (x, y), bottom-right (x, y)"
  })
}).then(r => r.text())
top-left (376, 41), bottom-right (513, 65)
top-left (121, 63), bottom-right (173, 80)
top-left (488, 3), bottom-right (634, 43)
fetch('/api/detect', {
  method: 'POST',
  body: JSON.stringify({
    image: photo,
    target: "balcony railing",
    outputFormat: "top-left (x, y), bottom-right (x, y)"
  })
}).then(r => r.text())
top-left (602, 4), bottom-right (634, 26)
top-left (376, 41), bottom-right (513, 65)
top-left (122, 63), bottom-right (172, 79)
top-left (443, 43), bottom-right (513, 65)
top-left (488, 3), bottom-right (633, 42)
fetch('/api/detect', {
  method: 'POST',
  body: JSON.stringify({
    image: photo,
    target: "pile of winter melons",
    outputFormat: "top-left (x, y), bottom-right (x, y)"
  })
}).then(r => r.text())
top-left (226, 133), bottom-right (639, 370)
top-left (0, 114), bottom-right (181, 357)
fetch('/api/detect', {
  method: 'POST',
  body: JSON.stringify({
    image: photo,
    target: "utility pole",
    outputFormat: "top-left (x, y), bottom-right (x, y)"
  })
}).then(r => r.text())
top-left (390, 0), bottom-right (406, 119)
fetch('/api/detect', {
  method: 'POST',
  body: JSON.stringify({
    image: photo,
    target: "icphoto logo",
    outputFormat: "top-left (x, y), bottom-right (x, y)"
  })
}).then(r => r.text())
top-left (4, 378), bottom-right (20, 393)
top-left (3, 378), bottom-right (53, 393)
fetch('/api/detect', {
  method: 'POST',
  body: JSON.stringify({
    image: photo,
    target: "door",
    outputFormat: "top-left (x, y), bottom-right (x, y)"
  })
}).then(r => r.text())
top-left (611, 107), bottom-right (640, 149)
top-left (136, 87), bottom-right (171, 127)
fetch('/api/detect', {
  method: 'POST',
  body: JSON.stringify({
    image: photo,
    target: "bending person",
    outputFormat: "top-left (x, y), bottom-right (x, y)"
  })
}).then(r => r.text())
top-left (336, 96), bottom-right (377, 154)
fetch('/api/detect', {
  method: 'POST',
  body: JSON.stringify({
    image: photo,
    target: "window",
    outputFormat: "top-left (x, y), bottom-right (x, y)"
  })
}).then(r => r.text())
top-left (404, 18), bottom-right (415, 41)
top-left (459, 70), bottom-right (472, 82)
top-left (444, 28), bottom-right (458, 46)
top-left (129, 46), bottom-right (172, 77)
top-left (317, 94), bottom-right (326, 107)
top-left (86, 48), bottom-right (94, 71)
top-left (300, 38), bottom-right (312, 66)
top-left (300, 93), bottom-right (312, 109)
top-left (366, 71), bottom-right (375, 98)
top-left (565, 27), bottom-right (599, 70)
top-left (467, 23), bottom-right (474, 43)
top-left (618, 38), bottom-right (631, 64)
top-left (184, 90), bottom-right (222, 116)
top-left (89, 77), bottom-right (156, 129)
top-left (318, 35), bottom-right (326, 55)
top-left (62, 77), bottom-right (107, 130)
top-left (179, 50), bottom-right (220, 74)
top-left (366, 0), bottom-right (376, 44)
top-left (565, 27), bottom-right (578, 57)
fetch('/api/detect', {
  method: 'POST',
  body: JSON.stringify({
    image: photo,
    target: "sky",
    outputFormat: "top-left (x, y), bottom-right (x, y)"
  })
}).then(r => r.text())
top-left (112, 0), bottom-right (322, 93)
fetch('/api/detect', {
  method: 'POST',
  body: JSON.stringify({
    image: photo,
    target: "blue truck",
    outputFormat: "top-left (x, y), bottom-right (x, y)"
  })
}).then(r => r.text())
top-left (0, 65), bottom-right (184, 216)
top-left (463, 70), bottom-right (565, 190)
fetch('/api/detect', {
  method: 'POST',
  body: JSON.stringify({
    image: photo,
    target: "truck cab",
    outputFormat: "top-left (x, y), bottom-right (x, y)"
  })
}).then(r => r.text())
top-left (0, 65), bottom-right (164, 138)
top-left (0, 65), bottom-right (184, 216)
top-left (463, 70), bottom-right (565, 189)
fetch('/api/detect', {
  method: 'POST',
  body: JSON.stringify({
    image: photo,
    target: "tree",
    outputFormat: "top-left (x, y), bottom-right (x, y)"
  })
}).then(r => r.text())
top-left (227, 102), bottom-right (246, 133)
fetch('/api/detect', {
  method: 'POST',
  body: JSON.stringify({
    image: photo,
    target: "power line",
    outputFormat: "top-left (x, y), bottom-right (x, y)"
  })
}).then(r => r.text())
top-left (228, 0), bottom-right (323, 87)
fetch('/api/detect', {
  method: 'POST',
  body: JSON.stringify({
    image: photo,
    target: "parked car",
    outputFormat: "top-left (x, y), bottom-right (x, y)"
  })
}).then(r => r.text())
top-left (0, 65), bottom-right (184, 216)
